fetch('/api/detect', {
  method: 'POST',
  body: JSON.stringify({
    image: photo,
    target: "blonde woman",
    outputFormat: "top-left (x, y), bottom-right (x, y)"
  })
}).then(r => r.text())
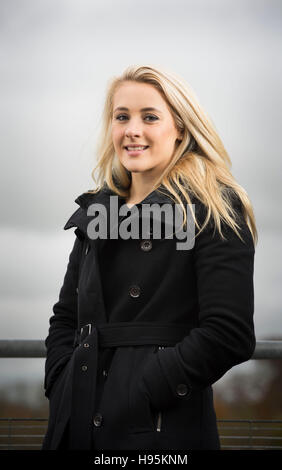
top-left (42, 65), bottom-right (257, 451)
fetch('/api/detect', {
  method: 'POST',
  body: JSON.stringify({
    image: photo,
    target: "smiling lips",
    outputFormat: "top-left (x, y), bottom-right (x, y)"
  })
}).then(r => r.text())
top-left (125, 145), bottom-right (149, 150)
top-left (124, 145), bottom-right (149, 155)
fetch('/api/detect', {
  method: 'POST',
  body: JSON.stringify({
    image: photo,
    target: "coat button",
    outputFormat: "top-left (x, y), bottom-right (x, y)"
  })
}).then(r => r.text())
top-left (85, 243), bottom-right (90, 255)
top-left (93, 413), bottom-right (103, 427)
top-left (76, 287), bottom-right (79, 294)
top-left (176, 383), bottom-right (189, 396)
top-left (84, 343), bottom-right (89, 348)
top-left (140, 240), bottom-right (152, 251)
top-left (81, 365), bottom-right (88, 371)
top-left (129, 285), bottom-right (141, 298)
top-left (102, 369), bottom-right (108, 377)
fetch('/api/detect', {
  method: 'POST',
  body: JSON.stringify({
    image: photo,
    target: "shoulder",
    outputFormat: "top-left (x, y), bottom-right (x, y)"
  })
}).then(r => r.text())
top-left (63, 185), bottom-right (115, 235)
top-left (189, 186), bottom-right (243, 220)
top-left (74, 188), bottom-right (104, 209)
top-left (74, 183), bottom-right (120, 209)
top-left (190, 186), bottom-right (253, 247)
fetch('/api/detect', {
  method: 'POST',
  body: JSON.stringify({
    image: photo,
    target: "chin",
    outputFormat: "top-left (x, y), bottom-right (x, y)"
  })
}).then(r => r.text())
top-left (126, 166), bottom-right (151, 174)
top-left (122, 162), bottom-right (149, 173)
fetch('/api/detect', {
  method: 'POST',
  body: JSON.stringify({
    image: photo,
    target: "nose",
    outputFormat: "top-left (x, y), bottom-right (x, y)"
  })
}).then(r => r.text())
top-left (125, 124), bottom-right (142, 138)
top-left (125, 129), bottom-right (141, 138)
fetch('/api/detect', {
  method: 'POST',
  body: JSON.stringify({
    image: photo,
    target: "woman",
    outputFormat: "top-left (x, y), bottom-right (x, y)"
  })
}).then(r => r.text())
top-left (42, 64), bottom-right (257, 451)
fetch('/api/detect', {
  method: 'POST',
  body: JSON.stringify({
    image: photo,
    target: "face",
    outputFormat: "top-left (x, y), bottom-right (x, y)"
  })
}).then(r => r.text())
top-left (111, 81), bottom-right (182, 177)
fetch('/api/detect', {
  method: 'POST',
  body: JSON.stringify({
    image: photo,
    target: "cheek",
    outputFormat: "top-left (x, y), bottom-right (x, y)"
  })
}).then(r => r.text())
top-left (152, 129), bottom-right (174, 152)
top-left (152, 126), bottom-right (172, 144)
top-left (111, 126), bottom-right (122, 145)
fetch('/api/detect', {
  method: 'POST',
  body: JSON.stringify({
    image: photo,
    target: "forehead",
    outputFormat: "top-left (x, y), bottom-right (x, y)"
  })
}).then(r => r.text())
top-left (113, 81), bottom-right (169, 111)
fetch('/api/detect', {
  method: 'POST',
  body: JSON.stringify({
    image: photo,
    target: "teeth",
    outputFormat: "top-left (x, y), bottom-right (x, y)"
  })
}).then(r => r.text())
top-left (126, 146), bottom-right (147, 151)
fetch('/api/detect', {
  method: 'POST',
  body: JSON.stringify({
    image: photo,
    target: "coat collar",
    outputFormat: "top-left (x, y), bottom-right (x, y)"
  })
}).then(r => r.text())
top-left (74, 183), bottom-right (176, 209)
top-left (63, 182), bottom-right (192, 238)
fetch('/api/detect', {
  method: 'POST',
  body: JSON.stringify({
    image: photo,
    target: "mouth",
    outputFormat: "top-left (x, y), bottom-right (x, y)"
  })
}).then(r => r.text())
top-left (124, 145), bottom-right (149, 154)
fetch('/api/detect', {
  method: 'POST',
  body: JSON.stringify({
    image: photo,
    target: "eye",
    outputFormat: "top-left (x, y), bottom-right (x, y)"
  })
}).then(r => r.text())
top-left (144, 115), bottom-right (159, 121)
top-left (114, 114), bottom-right (159, 122)
top-left (115, 114), bottom-right (128, 121)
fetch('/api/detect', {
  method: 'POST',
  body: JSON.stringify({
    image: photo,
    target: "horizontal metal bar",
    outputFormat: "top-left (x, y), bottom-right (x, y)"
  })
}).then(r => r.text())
top-left (219, 424), bottom-right (282, 427)
top-left (253, 341), bottom-right (282, 358)
top-left (0, 340), bottom-right (282, 358)
top-left (0, 340), bottom-right (46, 358)
top-left (221, 445), bottom-right (282, 449)
top-left (218, 425), bottom-right (282, 428)
top-left (219, 427), bottom-right (282, 431)
top-left (0, 434), bottom-right (45, 438)
top-left (0, 427), bottom-right (47, 430)
top-left (2, 434), bottom-right (281, 440)
top-left (220, 436), bottom-right (282, 440)
top-left (4, 417), bottom-right (282, 429)
top-left (217, 419), bottom-right (282, 422)
top-left (0, 418), bottom-right (47, 421)
top-left (0, 444), bottom-right (43, 448)
top-left (1, 443), bottom-right (282, 450)
top-left (220, 429), bottom-right (282, 434)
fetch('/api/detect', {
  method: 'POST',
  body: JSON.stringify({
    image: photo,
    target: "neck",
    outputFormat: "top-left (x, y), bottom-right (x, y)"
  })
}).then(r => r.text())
top-left (126, 172), bottom-right (162, 205)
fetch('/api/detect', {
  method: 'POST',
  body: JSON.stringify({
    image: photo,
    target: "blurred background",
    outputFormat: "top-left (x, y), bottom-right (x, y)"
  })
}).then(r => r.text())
top-left (0, 0), bottom-right (282, 442)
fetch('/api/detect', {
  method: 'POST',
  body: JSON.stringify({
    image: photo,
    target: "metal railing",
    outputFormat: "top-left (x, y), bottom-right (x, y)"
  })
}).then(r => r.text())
top-left (217, 419), bottom-right (282, 450)
top-left (0, 418), bottom-right (47, 450)
top-left (0, 339), bottom-right (281, 450)
top-left (0, 418), bottom-right (282, 450)
top-left (0, 339), bottom-right (282, 359)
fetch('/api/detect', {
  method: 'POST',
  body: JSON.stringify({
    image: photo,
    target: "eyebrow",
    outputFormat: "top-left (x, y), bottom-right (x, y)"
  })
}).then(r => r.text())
top-left (113, 106), bottom-right (163, 114)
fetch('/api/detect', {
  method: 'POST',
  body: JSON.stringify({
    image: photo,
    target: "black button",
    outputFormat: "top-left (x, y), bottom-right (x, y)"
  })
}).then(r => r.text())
top-left (129, 285), bottom-right (141, 298)
top-left (76, 287), bottom-right (79, 294)
top-left (140, 240), bottom-right (152, 252)
top-left (102, 369), bottom-right (108, 377)
top-left (81, 365), bottom-right (88, 371)
top-left (84, 343), bottom-right (89, 348)
top-left (93, 413), bottom-right (103, 427)
top-left (176, 383), bottom-right (188, 396)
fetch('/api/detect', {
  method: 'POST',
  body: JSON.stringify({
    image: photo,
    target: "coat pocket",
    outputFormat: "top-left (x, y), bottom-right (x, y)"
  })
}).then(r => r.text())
top-left (128, 346), bottom-right (165, 434)
top-left (47, 356), bottom-right (70, 400)
top-left (154, 346), bottom-right (166, 433)
top-left (47, 353), bottom-right (75, 449)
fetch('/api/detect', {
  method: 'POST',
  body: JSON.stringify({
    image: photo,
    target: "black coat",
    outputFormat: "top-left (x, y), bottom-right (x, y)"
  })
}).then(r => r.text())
top-left (41, 184), bottom-right (256, 450)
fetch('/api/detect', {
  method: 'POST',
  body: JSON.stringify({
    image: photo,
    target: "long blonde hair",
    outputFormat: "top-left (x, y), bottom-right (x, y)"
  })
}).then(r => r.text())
top-left (88, 64), bottom-right (258, 246)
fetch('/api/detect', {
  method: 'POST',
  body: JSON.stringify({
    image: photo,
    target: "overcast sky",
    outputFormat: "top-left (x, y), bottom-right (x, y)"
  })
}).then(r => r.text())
top-left (0, 0), bottom-right (282, 386)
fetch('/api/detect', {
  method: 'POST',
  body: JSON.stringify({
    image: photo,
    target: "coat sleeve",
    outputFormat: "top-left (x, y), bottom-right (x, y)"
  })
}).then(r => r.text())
top-left (141, 192), bottom-right (256, 410)
top-left (43, 228), bottom-right (85, 399)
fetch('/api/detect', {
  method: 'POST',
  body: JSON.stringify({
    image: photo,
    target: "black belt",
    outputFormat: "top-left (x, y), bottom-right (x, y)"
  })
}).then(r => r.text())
top-left (69, 321), bottom-right (195, 450)
top-left (77, 320), bottom-right (195, 347)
